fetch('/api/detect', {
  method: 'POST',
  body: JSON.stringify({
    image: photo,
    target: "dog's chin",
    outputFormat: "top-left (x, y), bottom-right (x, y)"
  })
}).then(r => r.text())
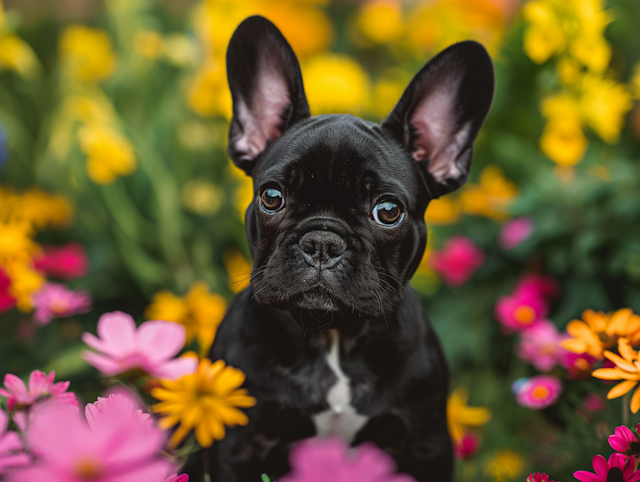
top-left (290, 286), bottom-right (344, 312)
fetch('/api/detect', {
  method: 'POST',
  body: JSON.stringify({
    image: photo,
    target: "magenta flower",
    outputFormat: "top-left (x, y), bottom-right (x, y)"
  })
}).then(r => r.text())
top-left (279, 437), bottom-right (417, 482)
top-left (609, 425), bottom-right (640, 458)
top-left (9, 393), bottom-right (171, 482)
top-left (495, 290), bottom-right (546, 333)
top-left (0, 370), bottom-right (77, 413)
top-left (517, 320), bottom-right (565, 372)
top-left (574, 453), bottom-right (640, 482)
top-left (526, 473), bottom-right (556, 482)
top-left (581, 393), bottom-right (606, 414)
top-left (82, 311), bottom-right (197, 380)
top-left (0, 411), bottom-right (30, 474)
top-left (0, 268), bottom-right (16, 314)
top-left (513, 375), bottom-right (562, 410)
top-left (34, 242), bottom-right (89, 280)
top-left (561, 351), bottom-right (597, 380)
top-left (498, 217), bottom-right (534, 249)
top-left (515, 274), bottom-right (559, 301)
top-left (429, 236), bottom-right (485, 287)
top-left (454, 432), bottom-right (479, 460)
top-left (32, 282), bottom-right (92, 325)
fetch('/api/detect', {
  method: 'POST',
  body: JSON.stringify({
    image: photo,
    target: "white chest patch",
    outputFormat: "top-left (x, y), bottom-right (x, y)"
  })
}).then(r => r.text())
top-left (312, 330), bottom-right (369, 443)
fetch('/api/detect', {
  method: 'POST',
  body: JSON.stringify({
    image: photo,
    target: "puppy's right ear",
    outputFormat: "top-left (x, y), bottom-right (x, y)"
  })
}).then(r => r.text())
top-left (227, 16), bottom-right (310, 175)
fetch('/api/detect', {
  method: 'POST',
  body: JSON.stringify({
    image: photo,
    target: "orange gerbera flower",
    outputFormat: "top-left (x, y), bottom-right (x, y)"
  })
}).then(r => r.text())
top-left (592, 338), bottom-right (640, 413)
top-left (561, 309), bottom-right (640, 359)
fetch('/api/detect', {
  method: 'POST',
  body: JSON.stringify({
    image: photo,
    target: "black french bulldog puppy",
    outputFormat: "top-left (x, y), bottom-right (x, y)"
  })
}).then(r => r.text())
top-left (199, 15), bottom-right (494, 482)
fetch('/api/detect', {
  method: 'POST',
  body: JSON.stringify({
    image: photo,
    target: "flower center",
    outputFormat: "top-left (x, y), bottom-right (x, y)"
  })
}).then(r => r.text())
top-left (574, 358), bottom-right (590, 371)
top-left (73, 456), bottom-right (102, 480)
top-left (531, 386), bottom-right (550, 400)
top-left (598, 332), bottom-right (613, 346)
top-left (630, 441), bottom-right (640, 456)
top-left (514, 305), bottom-right (536, 325)
top-left (607, 467), bottom-right (624, 482)
top-left (50, 299), bottom-right (69, 314)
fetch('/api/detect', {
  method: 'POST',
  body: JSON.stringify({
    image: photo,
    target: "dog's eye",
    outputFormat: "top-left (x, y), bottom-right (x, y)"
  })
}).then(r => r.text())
top-left (372, 201), bottom-right (404, 227)
top-left (260, 188), bottom-right (284, 213)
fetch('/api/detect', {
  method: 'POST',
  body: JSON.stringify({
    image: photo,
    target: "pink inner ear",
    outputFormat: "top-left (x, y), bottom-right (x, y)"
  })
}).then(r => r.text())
top-left (235, 62), bottom-right (291, 161)
top-left (410, 78), bottom-right (471, 183)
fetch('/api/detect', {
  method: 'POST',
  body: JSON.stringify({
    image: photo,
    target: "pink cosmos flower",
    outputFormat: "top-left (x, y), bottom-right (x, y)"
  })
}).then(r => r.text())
top-left (32, 282), bottom-right (92, 325)
top-left (85, 392), bottom-right (154, 431)
top-left (516, 320), bottom-right (565, 372)
top-left (513, 375), bottom-right (562, 410)
top-left (574, 453), bottom-right (640, 482)
top-left (0, 411), bottom-right (30, 474)
top-left (9, 392), bottom-right (171, 482)
top-left (279, 437), bottom-right (417, 482)
top-left (165, 475), bottom-right (189, 482)
top-left (34, 242), bottom-right (89, 280)
top-left (0, 370), bottom-right (77, 413)
top-left (429, 236), bottom-right (485, 287)
top-left (82, 311), bottom-right (197, 380)
top-left (499, 217), bottom-right (534, 249)
top-left (526, 473), bottom-right (556, 482)
top-left (0, 268), bottom-right (16, 314)
top-left (609, 425), bottom-right (640, 458)
top-left (454, 432), bottom-right (479, 460)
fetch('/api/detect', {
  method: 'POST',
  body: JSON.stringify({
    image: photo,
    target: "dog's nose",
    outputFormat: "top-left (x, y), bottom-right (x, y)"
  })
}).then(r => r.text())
top-left (299, 230), bottom-right (347, 268)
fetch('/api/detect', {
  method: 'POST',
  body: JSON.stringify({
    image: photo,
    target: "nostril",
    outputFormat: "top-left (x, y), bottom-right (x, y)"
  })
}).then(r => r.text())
top-left (328, 237), bottom-right (347, 258)
top-left (300, 236), bottom-right (318, 256)
top-left (299, 231), bottom-right (347, 267)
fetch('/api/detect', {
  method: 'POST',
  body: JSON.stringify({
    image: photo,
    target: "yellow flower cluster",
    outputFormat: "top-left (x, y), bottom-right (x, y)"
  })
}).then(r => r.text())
top-left (188, 0), bottom-right (331, 119)
top-left (459, 166), bottom-right (519, 220)
top-left (54, 26), bottom-right (137, 185)
top-left (59, 25), bottom-right (116, 84)
top-left (0, 186), bottom-right (73, 311)
top-left (561, 308), bottom-right (640, 413)
top-left (485, 450), bottom-right (526, 482)
top-left (447, 386), bottom-right (492, 444)
top-left (523, 0), bottom-right (633, 167)
top-left (152, 358), bottom-right (256, 448)
top-left (78, 124), bottom-right (136, 185)
top-left (0, 1), bottom-right (40, 78)
top-left (145, 281), bottom-right (227, 357)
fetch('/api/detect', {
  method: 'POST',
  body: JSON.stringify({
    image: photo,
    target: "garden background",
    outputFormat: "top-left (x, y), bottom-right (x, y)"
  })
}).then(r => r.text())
top-left (2, 0), bottom-right (640, 480)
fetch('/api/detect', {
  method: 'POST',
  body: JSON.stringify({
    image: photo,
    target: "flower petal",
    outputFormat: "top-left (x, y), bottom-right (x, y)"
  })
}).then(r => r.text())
top-left (603, 351), bottom-right (638, 373)
top-left (96, 311), bottom-right (137, 357)
top-left (136, 320), bottom-right (186, 361)
top-left (593, 454), bottom-right (609, 478)
top-left (631, 385), bottom-right (640, 414)
top-left (607, 380), bottom-right (638, 399)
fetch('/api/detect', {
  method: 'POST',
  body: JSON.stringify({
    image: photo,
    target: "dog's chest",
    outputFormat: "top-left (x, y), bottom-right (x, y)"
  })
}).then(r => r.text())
top-left (312, 330), bottom-right (369, 442)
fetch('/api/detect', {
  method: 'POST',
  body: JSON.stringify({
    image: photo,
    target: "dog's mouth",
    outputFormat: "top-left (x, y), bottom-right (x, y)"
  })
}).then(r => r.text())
top-left (289, 285), bottom-right (348, 313)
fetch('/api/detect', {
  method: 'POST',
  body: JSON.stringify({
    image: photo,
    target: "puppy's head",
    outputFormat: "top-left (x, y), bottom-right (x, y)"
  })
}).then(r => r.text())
top-left (226, 16), bottom-right (494, 324)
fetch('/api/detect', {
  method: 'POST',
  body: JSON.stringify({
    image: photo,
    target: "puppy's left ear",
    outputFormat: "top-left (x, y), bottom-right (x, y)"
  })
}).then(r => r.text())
top-left (382, 41), bottom-right (495, 198)
top-left (226, 16), bottom-right (310, 175)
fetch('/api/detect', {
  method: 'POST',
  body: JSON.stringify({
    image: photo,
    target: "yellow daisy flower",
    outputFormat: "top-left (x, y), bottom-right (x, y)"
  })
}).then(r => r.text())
top-left (447, 386), bottom-right (492, 443)
top-left (152, 359), bottom-right (256, 448)
top-left (561, 309), bottom-right (640, 359)
top-left (592, 338), bottom-right (640, 413)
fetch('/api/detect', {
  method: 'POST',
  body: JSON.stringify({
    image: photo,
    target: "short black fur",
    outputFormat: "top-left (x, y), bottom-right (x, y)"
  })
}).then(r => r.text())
top-left (187, 15), bottom-right (495, 482)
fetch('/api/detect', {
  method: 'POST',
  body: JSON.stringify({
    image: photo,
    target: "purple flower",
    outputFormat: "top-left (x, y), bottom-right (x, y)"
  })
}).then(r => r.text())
top-left (32, 282), bottom-right (92, 325)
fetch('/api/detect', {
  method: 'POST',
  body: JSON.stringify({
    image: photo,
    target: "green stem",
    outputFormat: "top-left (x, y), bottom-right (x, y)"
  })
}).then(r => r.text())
top-left (623, 393), bottom-right (630, 426)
